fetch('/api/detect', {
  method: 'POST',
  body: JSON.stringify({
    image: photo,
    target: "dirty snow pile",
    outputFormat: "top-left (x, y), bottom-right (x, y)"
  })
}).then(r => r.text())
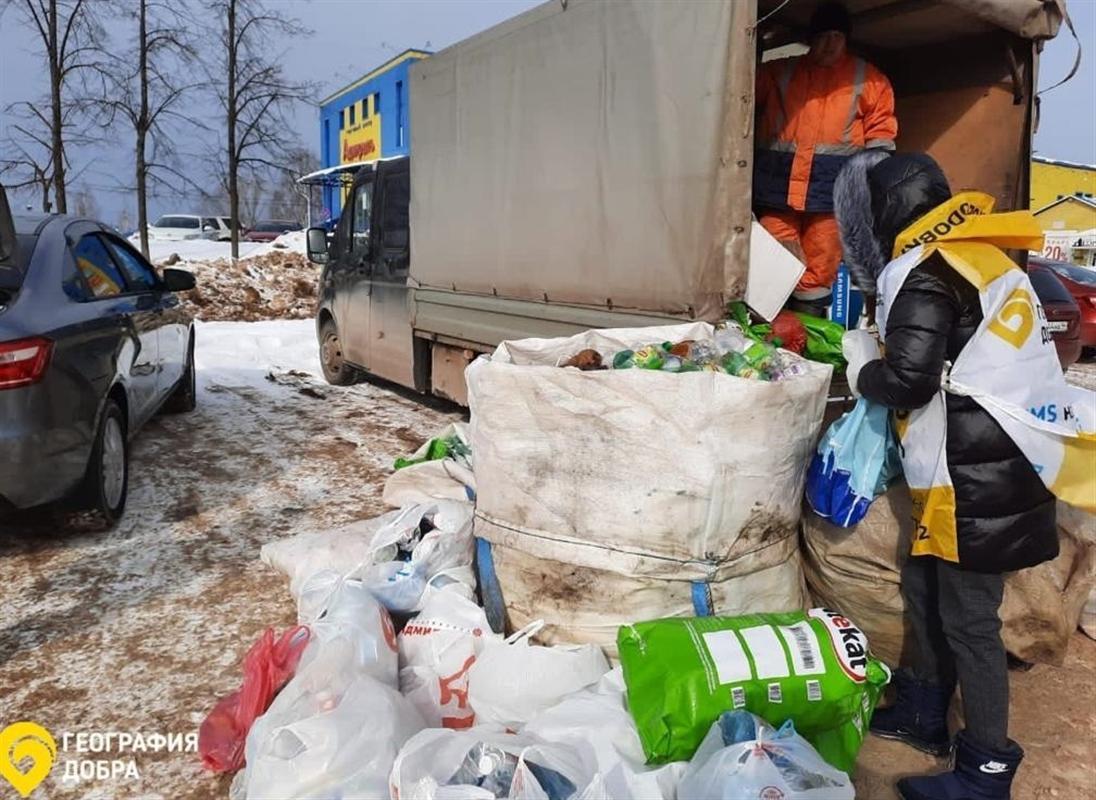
top-left (154, 240), bottom-right (318, 322)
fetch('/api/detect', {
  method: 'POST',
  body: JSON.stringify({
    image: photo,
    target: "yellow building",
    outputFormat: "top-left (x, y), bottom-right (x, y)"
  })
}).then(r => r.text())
top-left (1032, 194), bottom-right (1096, 233)
top-left (1030, 156), bottom-right (1095, 216)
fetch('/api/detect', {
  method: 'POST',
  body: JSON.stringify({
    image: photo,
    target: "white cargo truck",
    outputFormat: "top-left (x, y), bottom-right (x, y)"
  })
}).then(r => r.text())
top-left (305, 0), bottom-right (1070, 403)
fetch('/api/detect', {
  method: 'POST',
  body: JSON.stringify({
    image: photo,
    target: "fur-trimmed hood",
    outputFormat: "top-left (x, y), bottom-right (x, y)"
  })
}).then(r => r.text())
top-left (834, 151), bottom-right (952, 294)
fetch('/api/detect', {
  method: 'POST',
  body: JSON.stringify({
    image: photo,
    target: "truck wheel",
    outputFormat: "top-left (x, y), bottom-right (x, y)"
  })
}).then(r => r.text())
top-left (163, 338), bottom-right (197, 413)
top-left (81, 399), bottom-right (128, 524)
top-left (320, 319), bottom-right (358, 385)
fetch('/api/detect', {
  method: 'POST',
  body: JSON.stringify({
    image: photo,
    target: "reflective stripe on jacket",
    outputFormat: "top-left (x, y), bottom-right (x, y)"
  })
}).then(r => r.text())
top-left (754, 53), bottom-right (897, 213)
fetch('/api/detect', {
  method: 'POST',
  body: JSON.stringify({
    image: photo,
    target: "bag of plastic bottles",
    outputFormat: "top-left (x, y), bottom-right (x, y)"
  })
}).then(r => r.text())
top-left (678, 711), bottom-right (853, 800)
top-left (805, 397), bottom-right (903, 527)
top-left (390, 728), bottom-right (600, 800)
top-left (239, 640), bottom-right (424, 800)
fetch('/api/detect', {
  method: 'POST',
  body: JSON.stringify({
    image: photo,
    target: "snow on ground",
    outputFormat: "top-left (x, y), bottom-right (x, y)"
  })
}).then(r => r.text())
top-left (137, 231), bottom-right (307, 264)
top-left (0, 321), bottom-right (1093, 799)
top-left (0, 319), bottom-right (460, 799)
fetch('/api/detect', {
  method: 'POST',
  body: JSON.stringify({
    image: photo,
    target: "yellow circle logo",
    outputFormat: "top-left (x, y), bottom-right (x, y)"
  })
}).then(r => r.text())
top-left (0, 723), bottom-right (56, 798)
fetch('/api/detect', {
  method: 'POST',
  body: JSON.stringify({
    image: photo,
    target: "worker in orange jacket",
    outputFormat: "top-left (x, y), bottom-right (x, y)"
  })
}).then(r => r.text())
top-left (754, 2), bottom-right (898, 315)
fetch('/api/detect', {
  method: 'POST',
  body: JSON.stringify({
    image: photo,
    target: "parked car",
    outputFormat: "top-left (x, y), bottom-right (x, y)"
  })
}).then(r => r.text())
top-left (1032, 256), bottom-right (1096, 354)
top-left (202, 216), bottom-right (235, 242)
top-left (243, 220), bottom-right (299, 243)
top-left (0, 186), bottom-right (197, 523)
top-left (1027, 258), bottom-right (1082, 369)
top-left (147, 214), bottom-right (205, 241)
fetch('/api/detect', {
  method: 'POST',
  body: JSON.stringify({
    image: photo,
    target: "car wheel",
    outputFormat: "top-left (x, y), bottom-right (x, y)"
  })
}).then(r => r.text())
top-left (320, 318), bottom-right (358, 385)
top-left (164, 338), bottom-right (197, 413)
top-left (81, 399), bottom-right (128, 524)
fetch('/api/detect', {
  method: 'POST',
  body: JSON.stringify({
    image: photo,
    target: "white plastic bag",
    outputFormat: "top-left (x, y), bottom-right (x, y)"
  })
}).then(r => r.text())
top-left (399, 589), bottom-right (501, 729)
top-left (363, 501), bottom-right (475, 613)
top-left (260, 513), bottom-right (399, 600)
top-left (296, 576), bottom-right (399, 687)
top-left (523, 669), bottom-right (685, 800)
top-left (467, 622), bottom-right (610, 729)
top-left (241, 641), bottom-right (425, 800)
top-left (677, 711), bottom-right (854, 800)
top-left (390, 728), bottom-right (598, 800)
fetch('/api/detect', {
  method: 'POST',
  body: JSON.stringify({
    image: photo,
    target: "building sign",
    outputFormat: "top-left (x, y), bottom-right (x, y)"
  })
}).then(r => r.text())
top-left (340, 106), bottom-right (381, 165)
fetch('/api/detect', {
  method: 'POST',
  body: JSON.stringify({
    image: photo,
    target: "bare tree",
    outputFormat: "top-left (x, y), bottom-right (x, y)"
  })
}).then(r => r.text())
top-left (97, 0), bottom-right (203, 257)
top-left (210, 0), bottom-right (314, 258)
top-left (5, 0), bottom-right (109, 213)
top-left (0, 138), bottom-right (54, 212)
top-left (268, 147), bottom-right (319, 223)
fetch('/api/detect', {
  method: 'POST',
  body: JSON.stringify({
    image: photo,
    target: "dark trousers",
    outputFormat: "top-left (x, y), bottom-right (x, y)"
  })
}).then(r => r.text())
top-left (901, 555), bottom-right (1009, 750)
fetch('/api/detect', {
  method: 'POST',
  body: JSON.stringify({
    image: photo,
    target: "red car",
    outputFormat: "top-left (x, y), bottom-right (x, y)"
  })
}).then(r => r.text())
top-left (1032, 256), bottom-right (1096, 355)
top-left (1027, 258), bottom-right (1082, 369)
top-left (242, 220), bottom-right (299, 243)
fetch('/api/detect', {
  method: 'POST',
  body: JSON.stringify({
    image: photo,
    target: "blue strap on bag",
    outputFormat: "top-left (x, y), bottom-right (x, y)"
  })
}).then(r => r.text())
top-left (806, 398), bottom-right (902, 527)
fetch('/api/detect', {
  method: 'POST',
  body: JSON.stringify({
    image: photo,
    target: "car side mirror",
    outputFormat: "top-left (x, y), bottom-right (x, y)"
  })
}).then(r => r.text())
top-left (307, 226), bottom-right (329, 264)
top-left (0, 183), bottom-right (15, 263)
top-left (162, 268), bottom-right (196, 292)
top-left (203, 225), bottom-right (216, 232)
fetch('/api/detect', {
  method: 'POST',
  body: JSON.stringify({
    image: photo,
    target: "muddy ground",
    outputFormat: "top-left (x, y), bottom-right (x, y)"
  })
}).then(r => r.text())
top-left (1, 331), bottom-right (1093, 799)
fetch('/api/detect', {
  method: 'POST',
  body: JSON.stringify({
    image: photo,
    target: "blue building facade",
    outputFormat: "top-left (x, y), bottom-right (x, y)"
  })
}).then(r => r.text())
top-left (317, 49), bottom-right (430, 221)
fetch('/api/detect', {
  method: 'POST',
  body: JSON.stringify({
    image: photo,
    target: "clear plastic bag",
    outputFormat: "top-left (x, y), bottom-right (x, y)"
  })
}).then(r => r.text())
top-left (241, 641), bottom-right (425, 800)
top-left (678, 711), bottom-right (854, 800)
top-left (467, 622), bottom-right (610, 729)
top-left (390, 728), bottom-right (598, 800)
top-left (296, 576), bottom-right (399, 687)
top-left (362, 501), bottom-right (475, 613)
top-left (523, 669), bottom-right (685, 800)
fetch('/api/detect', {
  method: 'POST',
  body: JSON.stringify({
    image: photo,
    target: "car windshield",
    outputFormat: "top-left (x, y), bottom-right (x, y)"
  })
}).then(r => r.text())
top-left (153, 215), bottom-right (199, 229)
top-left (1048, 262), bottom-right (1096, 288)
top-left (1029, 266), bottom-right (1075, 304)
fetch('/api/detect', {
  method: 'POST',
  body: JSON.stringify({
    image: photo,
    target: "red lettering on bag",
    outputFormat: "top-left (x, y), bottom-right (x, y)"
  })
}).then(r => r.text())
top-left (438, 655), bottom-right (476, 711)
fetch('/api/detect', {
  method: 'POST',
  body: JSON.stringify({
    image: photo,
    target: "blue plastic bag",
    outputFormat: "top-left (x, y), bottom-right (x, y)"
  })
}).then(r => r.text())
top-left (806, 398), bottom-right (902, 527)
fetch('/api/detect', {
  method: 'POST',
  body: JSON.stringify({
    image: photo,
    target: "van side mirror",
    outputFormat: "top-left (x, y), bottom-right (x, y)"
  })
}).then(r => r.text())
top-left (307, 226), bottom-right (329, 264)
top-left (162, 268), bottom-right (196, 292)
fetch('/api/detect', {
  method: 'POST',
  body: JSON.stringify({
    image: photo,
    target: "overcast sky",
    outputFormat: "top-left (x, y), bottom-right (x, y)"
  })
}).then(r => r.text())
top-left (0, 0), bottom-right (1093, 225)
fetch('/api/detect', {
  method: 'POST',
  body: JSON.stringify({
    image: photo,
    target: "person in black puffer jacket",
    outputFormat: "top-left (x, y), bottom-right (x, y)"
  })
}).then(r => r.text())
top-left (833, 152), bottom-right (1058, 800)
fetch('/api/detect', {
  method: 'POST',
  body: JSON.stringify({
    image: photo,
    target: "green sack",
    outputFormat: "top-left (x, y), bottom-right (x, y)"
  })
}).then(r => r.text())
top-left (617, 608), bottom-right (891, 773)
top-left (727, 301), bottom-right (847, 369)
top-left (795, 312), bottom-right (847, 369)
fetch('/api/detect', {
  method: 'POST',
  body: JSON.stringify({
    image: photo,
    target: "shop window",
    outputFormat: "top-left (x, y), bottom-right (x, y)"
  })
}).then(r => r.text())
top-left (349, 103), bottom-right (356, 126)
top-left (374, 92), bottom-right (381, 117)
top-left (339, 109), bottom-right (344, 131)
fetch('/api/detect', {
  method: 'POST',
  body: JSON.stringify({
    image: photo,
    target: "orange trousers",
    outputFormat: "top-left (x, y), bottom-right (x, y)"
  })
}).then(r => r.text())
top-left (758, 210), bottom-right (842, 297)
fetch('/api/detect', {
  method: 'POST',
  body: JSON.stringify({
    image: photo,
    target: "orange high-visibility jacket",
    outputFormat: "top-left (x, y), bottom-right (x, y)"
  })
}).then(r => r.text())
top-left (754, 52), bottom-right (897, 213)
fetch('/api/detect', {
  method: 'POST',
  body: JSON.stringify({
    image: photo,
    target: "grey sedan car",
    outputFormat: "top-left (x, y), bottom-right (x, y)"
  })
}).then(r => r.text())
top-left (0, 189), bottom-right (197, 523)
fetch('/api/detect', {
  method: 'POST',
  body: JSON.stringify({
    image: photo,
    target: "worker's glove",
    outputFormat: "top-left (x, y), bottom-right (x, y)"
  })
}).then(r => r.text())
top-left (842, 329), bottom-right (881, 398)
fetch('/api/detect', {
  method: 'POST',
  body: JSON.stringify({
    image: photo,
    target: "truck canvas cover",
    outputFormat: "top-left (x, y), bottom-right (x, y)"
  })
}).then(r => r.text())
top-left (409, 0), bottom-right (747, 319)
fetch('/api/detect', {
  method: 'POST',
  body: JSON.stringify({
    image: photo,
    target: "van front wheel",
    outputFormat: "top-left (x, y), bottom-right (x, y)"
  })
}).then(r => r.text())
top-left (319, 318), bottom-right (358, 386)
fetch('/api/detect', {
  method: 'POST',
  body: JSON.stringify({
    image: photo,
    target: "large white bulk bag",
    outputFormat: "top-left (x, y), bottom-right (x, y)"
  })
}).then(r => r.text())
top-left (467, 323), bottom-right (831, 651)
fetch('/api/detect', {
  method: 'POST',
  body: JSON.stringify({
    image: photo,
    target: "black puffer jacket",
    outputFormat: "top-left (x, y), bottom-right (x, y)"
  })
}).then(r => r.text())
top-left (849, 155), bottom-right (1058, 573)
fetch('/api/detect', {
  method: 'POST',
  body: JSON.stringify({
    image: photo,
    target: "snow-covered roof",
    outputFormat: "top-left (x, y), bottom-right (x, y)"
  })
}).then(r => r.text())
top-left (1033, 155), bottom-right (1096, 172)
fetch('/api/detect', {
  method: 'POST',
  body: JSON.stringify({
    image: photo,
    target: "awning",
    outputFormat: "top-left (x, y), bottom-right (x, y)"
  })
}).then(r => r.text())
top-left (296, 163), bottom-right (367, 187)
